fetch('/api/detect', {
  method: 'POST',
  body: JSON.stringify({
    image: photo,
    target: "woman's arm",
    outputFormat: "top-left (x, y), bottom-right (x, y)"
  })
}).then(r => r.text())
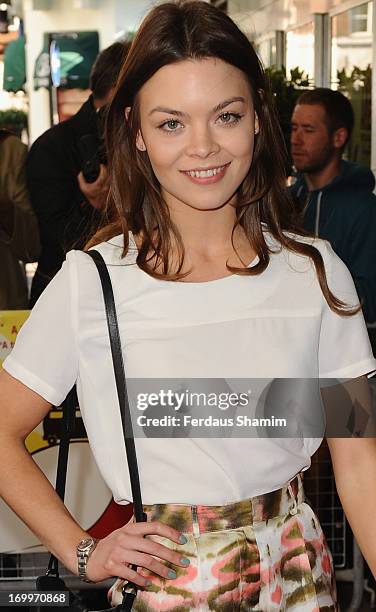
top-left (327, 436), bottom-right (376, 576)
top-left (0, 369), bottom-right (188, 585)
top-left (325, 375), bottom-right (376, 575)
top-left (0, 370), bottom-right (87, 573)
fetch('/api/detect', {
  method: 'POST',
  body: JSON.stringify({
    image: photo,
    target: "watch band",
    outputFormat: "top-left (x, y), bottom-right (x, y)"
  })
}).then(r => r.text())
top-left (76, 537), bottom-right (98, 583)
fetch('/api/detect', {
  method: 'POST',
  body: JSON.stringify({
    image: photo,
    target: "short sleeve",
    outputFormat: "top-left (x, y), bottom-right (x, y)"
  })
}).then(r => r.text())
top-left (2, 252), bottom-right (79, 405)
top-left (318, 242), bottom-right (376, 379)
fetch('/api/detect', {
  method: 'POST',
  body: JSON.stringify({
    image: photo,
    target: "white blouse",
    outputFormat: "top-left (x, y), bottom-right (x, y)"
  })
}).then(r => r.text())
top-left (4, 230), bottom-right (375, 505)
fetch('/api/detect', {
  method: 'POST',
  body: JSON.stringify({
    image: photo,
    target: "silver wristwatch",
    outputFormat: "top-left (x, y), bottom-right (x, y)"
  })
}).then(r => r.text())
top-left (76, 537), bottom-right (98, 582)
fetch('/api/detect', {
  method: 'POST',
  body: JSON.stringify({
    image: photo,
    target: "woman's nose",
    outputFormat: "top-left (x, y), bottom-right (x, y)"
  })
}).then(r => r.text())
top-left (185, 126), bottom-right (220, 158)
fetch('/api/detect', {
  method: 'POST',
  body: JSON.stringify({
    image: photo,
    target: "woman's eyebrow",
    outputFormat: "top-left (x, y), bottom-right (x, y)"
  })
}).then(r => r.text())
top-left (213, 96), bottom-right (246, 113)
top-left (149, 96), bottom-right (246, 117)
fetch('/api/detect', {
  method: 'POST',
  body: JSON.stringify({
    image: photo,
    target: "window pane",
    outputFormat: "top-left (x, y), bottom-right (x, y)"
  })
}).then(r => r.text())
top-left (257, 37), bottom-right (277, 68)
top-left (286, 22), bottom-right (314, 82)
top-left (331, 2), bottom-right (372, 166)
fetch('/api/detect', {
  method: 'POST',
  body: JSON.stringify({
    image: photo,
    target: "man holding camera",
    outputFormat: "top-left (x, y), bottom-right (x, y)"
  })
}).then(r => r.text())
top-left (27, 42), bottom-right (130, 306)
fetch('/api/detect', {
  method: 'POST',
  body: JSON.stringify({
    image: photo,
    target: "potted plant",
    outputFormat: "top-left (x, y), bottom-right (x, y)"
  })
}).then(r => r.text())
top-left (266, 66), bottom-right (310, 164)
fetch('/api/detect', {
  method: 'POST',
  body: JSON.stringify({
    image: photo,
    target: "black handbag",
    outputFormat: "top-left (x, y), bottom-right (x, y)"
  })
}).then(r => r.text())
top-left (36, 249), bottom-right (146, 611)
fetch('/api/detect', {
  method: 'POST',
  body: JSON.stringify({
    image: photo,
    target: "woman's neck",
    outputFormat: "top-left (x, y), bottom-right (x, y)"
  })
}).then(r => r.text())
top-left (133, 217), bottom-right (256, 282)
top-left (133, 195), bottom-right (257, 281)
top-left (167, 198), bottom-right (244, 258)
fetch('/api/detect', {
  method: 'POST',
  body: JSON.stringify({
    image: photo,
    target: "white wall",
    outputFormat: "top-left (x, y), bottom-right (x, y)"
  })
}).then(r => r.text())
top-left (23, 0), bottom-right (155, 144)
top-left (229, 0), bottom-right (359, 38)
top-left (23, 0), bottom-right (115, 143)
top-left (114, 0), bottom-right (155, 38)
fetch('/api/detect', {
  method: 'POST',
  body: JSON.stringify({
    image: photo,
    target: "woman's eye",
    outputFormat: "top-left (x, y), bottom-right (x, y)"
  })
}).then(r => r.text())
top-left (159, 119), bottom-right (182, 132)
top-left (218, 112), bottom-right (242, 125)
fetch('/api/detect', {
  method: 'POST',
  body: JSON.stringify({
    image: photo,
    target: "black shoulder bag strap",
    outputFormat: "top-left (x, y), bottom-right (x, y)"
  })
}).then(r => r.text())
top-left (87, 249), bottom-right (147, 610)
top-left (87, 250), bottom-right (145, 522)
top-left (38, 250), bottom-right (146, 612)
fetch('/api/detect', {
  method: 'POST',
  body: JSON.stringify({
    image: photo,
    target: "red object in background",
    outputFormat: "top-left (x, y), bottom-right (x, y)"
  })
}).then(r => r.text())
top-left (57, 88), bottom-right (91, 122)
top-left (88, 500), bottom-right (133, 538)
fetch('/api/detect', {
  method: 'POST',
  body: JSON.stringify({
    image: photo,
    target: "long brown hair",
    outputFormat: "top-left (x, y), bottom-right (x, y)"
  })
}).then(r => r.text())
top-left (88, 0), bottom-right (358, 315)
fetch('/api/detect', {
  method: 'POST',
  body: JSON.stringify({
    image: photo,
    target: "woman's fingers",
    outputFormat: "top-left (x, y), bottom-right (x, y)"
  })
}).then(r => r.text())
top-left (118, 550), bottom-right (178, 580)
top-left (123, 520), bottom-right (186, 546)
top-left (86, 521), bottom-right (189, 583)
top-left (106, 562), bottom-right (151, 588)
top-left (118, 532), bottom-right (189, 568)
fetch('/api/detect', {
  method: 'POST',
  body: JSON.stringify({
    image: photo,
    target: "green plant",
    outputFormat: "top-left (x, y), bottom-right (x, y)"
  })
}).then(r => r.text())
top-left (0, 109), bottom-right (28, 137)
top-left (265, 66), bottom-right (310, 164)
top-left (336, 65), bottom-right (371, 167)
top-left (337, 64), bottom-right (371, 92)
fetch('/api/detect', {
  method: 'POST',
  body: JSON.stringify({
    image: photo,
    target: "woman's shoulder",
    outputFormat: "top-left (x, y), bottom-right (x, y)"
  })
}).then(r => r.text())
top-left (66, 227), bottom-right (339, 280)
top-left (264, 228), bottom-right (356, 309)
top-left (67, 232), bottom-right (137, 268)
top-left (264, 226), bottom-right (335, 270)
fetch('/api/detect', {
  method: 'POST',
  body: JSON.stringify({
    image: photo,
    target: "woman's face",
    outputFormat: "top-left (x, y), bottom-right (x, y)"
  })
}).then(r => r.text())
top-left (135, 58), bottom-right (258, 213)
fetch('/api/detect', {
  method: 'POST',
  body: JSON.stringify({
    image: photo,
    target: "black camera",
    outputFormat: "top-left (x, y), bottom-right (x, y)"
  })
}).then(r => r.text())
top-left (77, 106), bottom-right (107, 183)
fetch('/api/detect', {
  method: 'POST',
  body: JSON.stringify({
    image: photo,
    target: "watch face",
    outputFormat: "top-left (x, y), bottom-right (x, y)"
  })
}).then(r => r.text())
top-left (78, 538), bottom-right (94, 552)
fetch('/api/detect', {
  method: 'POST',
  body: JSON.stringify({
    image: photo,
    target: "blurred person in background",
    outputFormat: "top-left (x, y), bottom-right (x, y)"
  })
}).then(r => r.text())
top-left (0, 129), bottom-right (40, 309)
top-left (27, 41), bottom-right (130, 306)
top-left (290, 88), bottom-right (376, 329)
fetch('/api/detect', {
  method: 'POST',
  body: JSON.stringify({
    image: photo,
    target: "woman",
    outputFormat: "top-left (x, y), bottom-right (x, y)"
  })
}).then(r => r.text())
top-left (1, 2), bottom-right (376, 610)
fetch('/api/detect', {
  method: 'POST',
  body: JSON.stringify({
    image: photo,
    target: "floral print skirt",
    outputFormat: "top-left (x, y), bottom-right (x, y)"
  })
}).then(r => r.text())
top-left (108, 474), bottom-right (337, 611)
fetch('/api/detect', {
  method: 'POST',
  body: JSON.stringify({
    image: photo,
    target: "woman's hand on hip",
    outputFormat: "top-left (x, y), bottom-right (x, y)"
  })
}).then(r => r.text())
top-left (86, 521), bottom-right (189, 586)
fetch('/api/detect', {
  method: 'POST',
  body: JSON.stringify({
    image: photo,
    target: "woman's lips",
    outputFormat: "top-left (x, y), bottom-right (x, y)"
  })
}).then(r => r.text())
top-left (180, 162), bottom-right (230, 185)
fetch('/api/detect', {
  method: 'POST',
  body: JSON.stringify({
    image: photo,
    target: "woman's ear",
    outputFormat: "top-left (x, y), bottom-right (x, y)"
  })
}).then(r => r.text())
top-left (254, 113), bottom-right (260, 135)
top-left (124, 107), bottom-right (146, 151)
top-left (136, 132), bottom-right (147, 152)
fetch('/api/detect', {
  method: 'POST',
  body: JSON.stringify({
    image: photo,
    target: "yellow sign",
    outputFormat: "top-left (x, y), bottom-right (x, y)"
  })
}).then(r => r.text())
top-left (0, 310), bottom-right (47, 453)
top-left (0, 310), bottom-right (30, 367)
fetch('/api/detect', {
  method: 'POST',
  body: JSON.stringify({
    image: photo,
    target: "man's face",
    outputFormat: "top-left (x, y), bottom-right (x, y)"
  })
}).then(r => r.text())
top-left (290, 103), bottom-right (337, 173)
